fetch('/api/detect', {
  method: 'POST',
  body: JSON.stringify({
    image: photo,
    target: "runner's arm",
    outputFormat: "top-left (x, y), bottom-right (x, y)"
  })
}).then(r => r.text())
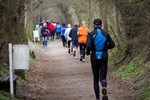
top-left (107, 34), bottom-right (115, 49)
top-left (86, 33), bottom-right (91, 55)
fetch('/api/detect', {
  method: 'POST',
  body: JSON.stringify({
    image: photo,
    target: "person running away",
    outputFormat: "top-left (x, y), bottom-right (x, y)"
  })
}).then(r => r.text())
top-left (69, 24), bottom-right (79, 58)
top-left (64, 24), bottom-right (72, 53)
top-left (78, 21), bottom-right (89, 62)
top-left (61, 23), bottom-right (67, 47)
top-left (86, 18), bottom-right (115, 100)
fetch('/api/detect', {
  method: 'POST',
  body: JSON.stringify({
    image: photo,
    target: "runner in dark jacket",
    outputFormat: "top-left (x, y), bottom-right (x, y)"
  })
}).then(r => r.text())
top-left (69, 24), bottom-right (79, 58)
top-left (86, 18), bottom-right (115, 100)
top-left (41, 23), bottom-right (48, 47)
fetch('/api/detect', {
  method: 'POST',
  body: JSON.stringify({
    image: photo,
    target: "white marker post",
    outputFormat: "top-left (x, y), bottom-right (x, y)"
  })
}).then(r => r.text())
top-left (9, 43), bottom-right (14, 97)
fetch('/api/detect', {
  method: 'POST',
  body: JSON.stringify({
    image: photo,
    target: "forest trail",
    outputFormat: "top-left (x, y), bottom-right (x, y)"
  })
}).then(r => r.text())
top-left (18, 41), bottom-right (134, 100)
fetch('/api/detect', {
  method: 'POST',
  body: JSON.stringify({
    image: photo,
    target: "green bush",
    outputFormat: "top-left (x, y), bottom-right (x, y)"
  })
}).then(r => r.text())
top-left (0, 91), bottom-right (12, 100)
top-left (0, 91), bottom-right (18, 100)
top-left (140, 86), bottom-right (150, 100)
top-left (117, 56), bottom-right (144, 80)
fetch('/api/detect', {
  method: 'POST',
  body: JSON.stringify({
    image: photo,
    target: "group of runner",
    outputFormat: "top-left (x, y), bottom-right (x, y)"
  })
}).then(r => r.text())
top-left (67, 21), bottom-right (89, 62)
top-left (63, 21), bottom-right (89, 62)
top-left (40, 20), bottom-right (60, 47)
top-left (36, 20), bottom-right (89, 62)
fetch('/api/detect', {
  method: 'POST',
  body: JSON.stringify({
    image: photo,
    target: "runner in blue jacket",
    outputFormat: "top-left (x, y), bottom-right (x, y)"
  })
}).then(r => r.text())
top-left (86, 18), bottom-right (115, 100)
top-left (55, 22), bottom-right (62, 41)
top-left (61, 23), bottom-right (67, 47)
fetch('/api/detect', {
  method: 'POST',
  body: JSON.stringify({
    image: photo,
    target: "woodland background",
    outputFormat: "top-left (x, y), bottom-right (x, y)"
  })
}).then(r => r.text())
top-left (0, 0), bottom-right (149, 99)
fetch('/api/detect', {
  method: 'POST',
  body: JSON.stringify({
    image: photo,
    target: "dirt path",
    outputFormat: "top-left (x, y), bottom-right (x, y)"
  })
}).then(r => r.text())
top-left (18, 41), bottom-right (134, 100)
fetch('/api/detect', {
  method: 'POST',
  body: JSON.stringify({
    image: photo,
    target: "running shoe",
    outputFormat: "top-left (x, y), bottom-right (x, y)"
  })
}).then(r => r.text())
top-left (74, 56), bottom-right (77, 58)
top-left (82, 59), bottom-right (85, 62)
top-left (102, 87), bottom-right (107, 96)
top-left (102, 95), bottom-right (108, 100)
top-left (68, 49), bottom-right (70, 53)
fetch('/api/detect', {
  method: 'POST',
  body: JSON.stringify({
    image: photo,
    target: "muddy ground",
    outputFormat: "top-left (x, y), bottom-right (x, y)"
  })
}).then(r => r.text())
top-left (17, 41), bottom-right (135, 100)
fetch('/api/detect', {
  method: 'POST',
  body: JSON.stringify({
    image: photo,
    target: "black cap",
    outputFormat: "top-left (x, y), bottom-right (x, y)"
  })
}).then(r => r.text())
top-left (93, 18), bottom-right (102, 25)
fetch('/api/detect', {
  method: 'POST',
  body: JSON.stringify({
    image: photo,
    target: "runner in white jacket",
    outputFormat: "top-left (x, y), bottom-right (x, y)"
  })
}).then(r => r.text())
top-left (64, 24), bottom-right (72, 53)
